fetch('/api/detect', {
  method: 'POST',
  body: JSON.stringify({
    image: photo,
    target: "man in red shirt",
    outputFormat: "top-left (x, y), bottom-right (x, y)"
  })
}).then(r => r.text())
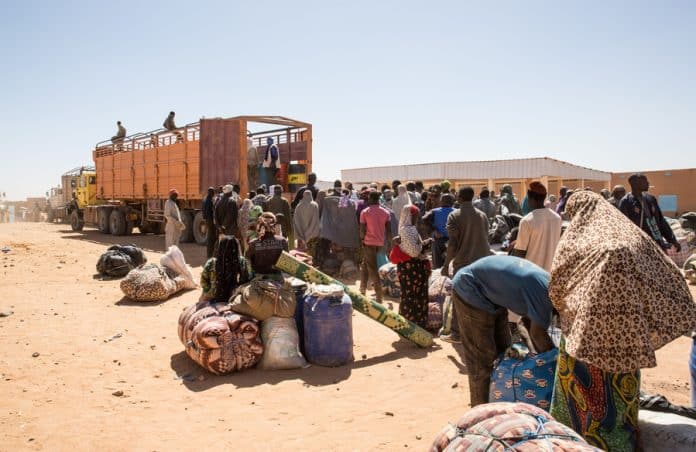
top-left (359, 190), bottom-right (392, 303)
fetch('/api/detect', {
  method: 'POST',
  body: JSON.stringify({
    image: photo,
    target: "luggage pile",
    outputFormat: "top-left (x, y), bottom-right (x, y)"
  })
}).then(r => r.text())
top-left (181, 271), bottom-right (355, 374)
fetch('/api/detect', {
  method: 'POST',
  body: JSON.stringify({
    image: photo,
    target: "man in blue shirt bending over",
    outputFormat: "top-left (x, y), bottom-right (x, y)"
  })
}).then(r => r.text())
top-left (451, 255), bottom-right (554, 407)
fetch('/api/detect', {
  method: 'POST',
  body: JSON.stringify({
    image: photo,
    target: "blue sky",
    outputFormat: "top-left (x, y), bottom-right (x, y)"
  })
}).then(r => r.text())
top-left (1, 0), bottom-right (694, 199)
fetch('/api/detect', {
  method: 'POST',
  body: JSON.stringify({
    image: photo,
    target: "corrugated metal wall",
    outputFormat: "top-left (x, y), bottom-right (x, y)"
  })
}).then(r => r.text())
top-left (341, 157), bottom-right (610, 183)
top-left (199, 118), bottom-right (244, 191)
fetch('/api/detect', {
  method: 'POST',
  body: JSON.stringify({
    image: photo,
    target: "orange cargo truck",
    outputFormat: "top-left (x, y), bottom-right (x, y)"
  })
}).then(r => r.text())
top-left (78, 115), bottom-right (312, 244)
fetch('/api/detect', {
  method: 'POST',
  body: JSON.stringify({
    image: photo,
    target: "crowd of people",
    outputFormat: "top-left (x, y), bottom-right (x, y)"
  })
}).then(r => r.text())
top-left (161, 171), bottom-right (695, 451)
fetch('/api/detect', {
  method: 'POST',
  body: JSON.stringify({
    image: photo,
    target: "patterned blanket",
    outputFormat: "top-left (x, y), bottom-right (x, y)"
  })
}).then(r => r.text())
top-left (120, 264), bottom-right (186, 302)
top-left (430, 402), bottom-right (600, 451)
top-left (178, 300), bottom-right (263, 375)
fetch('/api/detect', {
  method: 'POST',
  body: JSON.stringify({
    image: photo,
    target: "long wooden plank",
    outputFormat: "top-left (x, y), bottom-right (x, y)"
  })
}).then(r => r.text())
top-left (274, 251), bottom-right (433, 348)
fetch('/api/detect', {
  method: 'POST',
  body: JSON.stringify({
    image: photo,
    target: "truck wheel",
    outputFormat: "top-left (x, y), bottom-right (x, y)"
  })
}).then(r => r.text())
top-left (109, 210), bottom-right (127, 236)
top-left (180, 210), bottom-right (195, 243)
top-left (70, 211), bottom-right (84, 231)
top-left (192, 211), bottom-right (208, 245)
top-left (97, 207), bottom-right (113, 234)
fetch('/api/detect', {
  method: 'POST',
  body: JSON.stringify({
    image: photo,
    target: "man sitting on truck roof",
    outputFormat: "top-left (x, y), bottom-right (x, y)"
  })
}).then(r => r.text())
top-left (163, 111), bottom-right (177, 130)
top-left (163, 111), bottom-right (183, 142)
top-left (111, 121), bottom-right (126, 144)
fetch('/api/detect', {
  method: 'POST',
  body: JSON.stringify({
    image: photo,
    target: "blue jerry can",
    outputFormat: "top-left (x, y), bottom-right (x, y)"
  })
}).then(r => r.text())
top-left (303, 284), bottom-right (354, 367)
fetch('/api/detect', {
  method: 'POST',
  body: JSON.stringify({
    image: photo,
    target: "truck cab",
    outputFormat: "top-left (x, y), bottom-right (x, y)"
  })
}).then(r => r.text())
top-left (60, 166), bottom-right (97, 231)
top-left (72, 171), bottom-right (97, 210)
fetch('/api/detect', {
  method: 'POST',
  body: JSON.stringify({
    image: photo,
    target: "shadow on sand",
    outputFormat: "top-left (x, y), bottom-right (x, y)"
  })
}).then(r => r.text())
top-left (60, 228), bottom-right (208, 267)
top-left (170, 339), bottom-right (441, 392)
top-left (114, 288), bottom-right (196, 307)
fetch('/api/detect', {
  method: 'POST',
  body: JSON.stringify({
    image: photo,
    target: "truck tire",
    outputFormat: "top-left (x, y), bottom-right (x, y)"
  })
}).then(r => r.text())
top-left (109, 210), bottom-right (127, 236)
top-left (180, 210), bottom-right (195, 243)
top-left (192, 211), bottom-right (208, 245)
top-left (70, 211), bottom-right (84, 231)
top-left (97, 207), bottom-right (113, 234)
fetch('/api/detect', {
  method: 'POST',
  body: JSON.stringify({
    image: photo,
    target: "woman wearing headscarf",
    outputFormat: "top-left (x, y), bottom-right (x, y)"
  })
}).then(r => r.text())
top-left (549, 191), bottom-right (696, 451)
top-left (393, 205), bottom-right (432, 328)
top-left (293, 190), bottom-right (320, 255)
top-left (246, 212), bottom-right (288, 278)
top-left (391, 185), bottom-right (412, 221)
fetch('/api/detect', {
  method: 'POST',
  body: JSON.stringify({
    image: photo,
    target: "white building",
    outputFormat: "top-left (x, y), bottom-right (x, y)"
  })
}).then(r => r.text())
top-left (341, 157), bottom-right (611, 198)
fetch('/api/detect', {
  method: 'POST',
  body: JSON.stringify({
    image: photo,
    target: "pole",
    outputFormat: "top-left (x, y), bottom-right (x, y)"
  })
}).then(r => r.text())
top-left (274, 251), bottom-right (434, 347)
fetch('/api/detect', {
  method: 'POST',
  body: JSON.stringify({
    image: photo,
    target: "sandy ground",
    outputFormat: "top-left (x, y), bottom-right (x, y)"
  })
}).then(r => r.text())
top-left (0, 222), bottom-right (693, 451)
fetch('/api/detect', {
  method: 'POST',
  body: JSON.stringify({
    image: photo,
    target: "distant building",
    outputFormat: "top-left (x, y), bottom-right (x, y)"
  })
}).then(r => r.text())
top-left (342, 157), bottom-right (611, 200)
top-left (342, 157), bottom-right (695, 216)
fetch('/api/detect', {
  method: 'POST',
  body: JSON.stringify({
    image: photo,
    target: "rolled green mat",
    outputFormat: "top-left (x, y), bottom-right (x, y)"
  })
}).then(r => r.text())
top-left (275, 251), bottom-right (434, 348)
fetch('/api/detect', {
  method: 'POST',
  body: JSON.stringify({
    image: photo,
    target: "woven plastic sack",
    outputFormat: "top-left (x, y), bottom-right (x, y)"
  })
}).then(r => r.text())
top-left (120, 263), bottom-right (186, 302)
top-left (230, 278), bottom-right (296, 321)
top-left (489, 347), bottom-right (558, 411)
top-left (178, 300), bottom-right (263, 375)
top-left (160, 245), bottom-right (196, 289)
top-left (258, 316), bottom-right (307, 370)
top-left (378, 262), bottom-right (401, 298)
top-left (430, 402), bottom-right (600, 452)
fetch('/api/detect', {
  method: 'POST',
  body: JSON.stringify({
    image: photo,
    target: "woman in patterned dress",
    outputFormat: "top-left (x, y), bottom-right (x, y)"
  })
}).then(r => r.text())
top-left (394, 205), bottom-right (432, 329)
top-left (548, 191), bottom-right (696, 451)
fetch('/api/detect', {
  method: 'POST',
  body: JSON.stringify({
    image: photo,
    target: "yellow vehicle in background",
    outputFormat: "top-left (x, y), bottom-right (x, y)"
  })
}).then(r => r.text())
top-left (66, 167), bottom-right (98, 231)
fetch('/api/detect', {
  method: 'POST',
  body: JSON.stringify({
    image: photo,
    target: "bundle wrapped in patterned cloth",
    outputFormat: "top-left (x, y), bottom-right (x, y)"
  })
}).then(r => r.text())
top-left (178, 300), bottom-right (263, 375)
top-left (230, 277), bottom-right (296, 321)
top-left (428, 273), bottom-right (453, 305)
top-left (489, 347), bottom-right (558, 411)
top-left (430, 402), bottom-right (600, 451)
top-left (378, 262), bottom-right (401, 298)
top-left (120, 246), bottom-right (196, 302)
